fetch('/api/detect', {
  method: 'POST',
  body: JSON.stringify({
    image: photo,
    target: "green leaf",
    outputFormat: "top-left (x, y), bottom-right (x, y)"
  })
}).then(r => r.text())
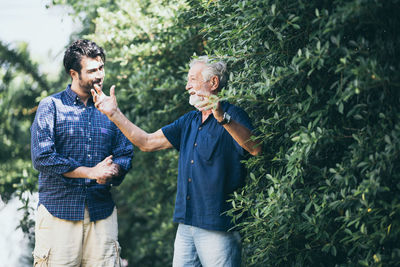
top-left (338, 102), bottom-right (344, 114)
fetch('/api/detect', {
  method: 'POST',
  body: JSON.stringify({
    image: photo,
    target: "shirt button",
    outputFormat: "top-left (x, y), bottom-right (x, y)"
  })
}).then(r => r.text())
top-left (198, 127), bottom-right (202, 130)
top-left (194, 143), bottom-right (197, 147)
top-left (89, 138), bottom-right (92, 141)
top-left (88, 154), bottom-right (91, 158)
top-left (187, 195), bottom-right (190, 200)
top-left (190, 160), bottom-right (194, 164)
top-left (188, 178), bottom-right (192, 182)
top-left (83, 108), bottom-right (86, 111)
top-left (89, 122), bottom-right (91, 125)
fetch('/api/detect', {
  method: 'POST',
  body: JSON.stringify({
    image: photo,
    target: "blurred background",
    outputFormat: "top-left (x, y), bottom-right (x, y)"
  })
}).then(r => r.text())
top-left (0, 1), bottom-right (80, 266)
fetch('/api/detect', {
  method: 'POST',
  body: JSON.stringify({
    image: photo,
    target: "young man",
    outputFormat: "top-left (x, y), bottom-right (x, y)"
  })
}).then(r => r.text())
top-left (92, 56), bottom-right (261, 266)
top-left (31, 39), bottom-right (133, 266)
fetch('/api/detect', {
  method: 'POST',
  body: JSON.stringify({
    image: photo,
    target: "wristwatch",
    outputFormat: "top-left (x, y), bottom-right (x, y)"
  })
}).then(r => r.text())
top-left (218, 112), bottom-right (232, 125)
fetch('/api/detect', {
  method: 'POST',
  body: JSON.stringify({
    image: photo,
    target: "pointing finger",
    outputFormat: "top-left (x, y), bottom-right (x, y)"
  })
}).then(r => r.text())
top-left (91, 89), bottom-right (98, 102)
top-left (93, 83), bottom-right (103, 95)
top-left (91, 88), bottom-right (97, 97)
top-left (110, 85), bottom-right (116, 98)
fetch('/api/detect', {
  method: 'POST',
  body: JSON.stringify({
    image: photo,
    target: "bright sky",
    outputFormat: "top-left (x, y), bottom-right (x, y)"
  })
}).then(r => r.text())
top-left (0, 0), bottom-right (81, 74)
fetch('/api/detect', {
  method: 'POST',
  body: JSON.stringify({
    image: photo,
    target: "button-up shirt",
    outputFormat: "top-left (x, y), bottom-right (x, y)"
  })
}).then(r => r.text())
top-left (162, 102), bottom-right (253, 231)
top-left (31, 85), bottom-right (133, 221)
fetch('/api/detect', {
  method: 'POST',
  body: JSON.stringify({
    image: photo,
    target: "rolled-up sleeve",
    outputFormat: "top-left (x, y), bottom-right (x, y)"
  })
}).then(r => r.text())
top-left (31, 98), bottom-right (80, 175)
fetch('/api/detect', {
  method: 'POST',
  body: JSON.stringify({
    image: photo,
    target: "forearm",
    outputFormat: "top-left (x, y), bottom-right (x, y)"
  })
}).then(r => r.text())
top-left (108, 109), bottom-right (150, 149)
top-left (109, 109), bottom-right (171, 152)
top-left (222, 120), bottom-right (262, 156)
top-left (32, 150), bottom-right (80, 176)
top-left (64, 156), bottom-right (119, 183)
top-left (63, 166), bottom-right (93, 179)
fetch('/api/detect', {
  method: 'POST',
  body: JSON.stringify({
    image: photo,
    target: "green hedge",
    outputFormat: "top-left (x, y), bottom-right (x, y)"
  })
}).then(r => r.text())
top-left (189, 0), bottom-right (400, 265)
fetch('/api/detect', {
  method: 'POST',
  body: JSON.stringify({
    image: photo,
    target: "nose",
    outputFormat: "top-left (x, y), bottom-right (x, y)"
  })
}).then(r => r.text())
top-left (95, 69), bottom-right (104, 79)
top-left (185, 81), bottom-right (191, 91)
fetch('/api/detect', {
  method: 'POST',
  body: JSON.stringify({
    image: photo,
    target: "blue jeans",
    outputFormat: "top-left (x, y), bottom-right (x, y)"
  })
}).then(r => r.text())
top-left (173, 223), bottom-right (242, 267)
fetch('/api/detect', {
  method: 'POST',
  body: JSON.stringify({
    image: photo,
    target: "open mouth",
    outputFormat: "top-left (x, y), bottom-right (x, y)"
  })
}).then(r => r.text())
top-left (93, 81), bottom-right (102, 88)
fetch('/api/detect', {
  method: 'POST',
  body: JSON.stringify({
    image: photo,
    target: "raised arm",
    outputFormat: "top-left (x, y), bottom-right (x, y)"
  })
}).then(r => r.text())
top-left (216, 117), bottom-right (261, 156)
top-left (91, 85), bottom-right (172, 152)
top-left (197, 95), bottom-right (262, 156)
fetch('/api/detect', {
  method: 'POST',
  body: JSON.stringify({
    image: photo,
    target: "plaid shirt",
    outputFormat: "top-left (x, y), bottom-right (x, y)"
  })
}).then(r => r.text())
top-left (31, 85), bottom-right (133, 221)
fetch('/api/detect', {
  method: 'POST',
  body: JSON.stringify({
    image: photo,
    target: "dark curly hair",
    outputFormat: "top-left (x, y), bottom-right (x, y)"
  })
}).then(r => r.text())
top-left (63, 39), bottom-right (106, 75)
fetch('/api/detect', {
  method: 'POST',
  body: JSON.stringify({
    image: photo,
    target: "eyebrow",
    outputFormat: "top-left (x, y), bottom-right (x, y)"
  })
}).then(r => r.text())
top-left (87, 64), bottom-right (104, 72)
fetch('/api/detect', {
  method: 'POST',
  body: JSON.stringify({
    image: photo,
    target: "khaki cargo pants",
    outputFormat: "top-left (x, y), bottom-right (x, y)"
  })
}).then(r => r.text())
top-left (33, 204), bottom-right (121, 267)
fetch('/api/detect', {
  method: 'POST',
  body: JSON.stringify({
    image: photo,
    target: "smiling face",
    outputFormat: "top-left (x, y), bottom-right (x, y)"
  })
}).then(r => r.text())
top-left (71, 55), bottom-right (104, 96)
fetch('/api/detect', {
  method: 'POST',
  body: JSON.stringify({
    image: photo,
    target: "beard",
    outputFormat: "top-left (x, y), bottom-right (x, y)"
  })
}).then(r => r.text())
top-left (79, 76), bottom-right (102, 94)
top-left (189, 94), bottom-right (202, 106)
top-left (189, 90), bottom-right (209, 110)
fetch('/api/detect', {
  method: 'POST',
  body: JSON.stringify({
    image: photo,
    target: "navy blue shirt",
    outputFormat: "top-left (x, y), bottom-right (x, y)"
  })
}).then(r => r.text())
top-left (31, 85), bottom-right (134, 221)
top-left (162, 102), bottom-right (253, 231)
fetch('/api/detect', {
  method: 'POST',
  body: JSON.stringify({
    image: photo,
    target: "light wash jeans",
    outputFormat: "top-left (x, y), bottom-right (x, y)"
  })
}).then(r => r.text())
top-left (173, 223), bottom-right (242, 267)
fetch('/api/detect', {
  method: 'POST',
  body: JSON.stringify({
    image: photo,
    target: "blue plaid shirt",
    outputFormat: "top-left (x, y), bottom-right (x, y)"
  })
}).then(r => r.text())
top-left (31, 85), bottom-right (133, 222)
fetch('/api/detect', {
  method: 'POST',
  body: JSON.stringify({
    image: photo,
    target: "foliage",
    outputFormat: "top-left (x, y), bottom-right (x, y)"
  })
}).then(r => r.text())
top-left (0, 41), bottom-right (47, 202)
top-left (189, 0), bottom-right (400, 266)
top-left (0, 41), bottom-right (52, 244)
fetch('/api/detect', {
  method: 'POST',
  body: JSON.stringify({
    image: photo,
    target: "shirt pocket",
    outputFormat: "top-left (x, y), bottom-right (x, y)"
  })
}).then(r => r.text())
top-left (196, 133), bottom-right (220, 161)
top-left (98, 127), bottom-right (114, 152)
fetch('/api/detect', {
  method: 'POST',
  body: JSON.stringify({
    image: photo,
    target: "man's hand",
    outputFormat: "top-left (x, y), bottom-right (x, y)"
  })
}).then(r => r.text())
top-left (89, 155), bottom-right (120, 184)
top-left (91, 84), bottom-right (119, 118)
top-left (195, 94), bottom-right (224, 122)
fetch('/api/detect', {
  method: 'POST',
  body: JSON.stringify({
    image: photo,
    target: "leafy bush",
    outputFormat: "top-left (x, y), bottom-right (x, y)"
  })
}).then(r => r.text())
top-left (187, 0), bottom-right (400, 265)
top-left (0, 41), bottom-right (46, 201)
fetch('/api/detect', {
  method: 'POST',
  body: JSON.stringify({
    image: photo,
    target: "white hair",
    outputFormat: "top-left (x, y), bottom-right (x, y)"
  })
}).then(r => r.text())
top-left (189, 56), bottom-right (228, 90)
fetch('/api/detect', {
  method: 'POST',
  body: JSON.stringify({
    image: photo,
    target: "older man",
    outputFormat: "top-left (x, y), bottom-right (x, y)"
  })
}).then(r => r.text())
top-left (92, 56), bottom-right (261, 266)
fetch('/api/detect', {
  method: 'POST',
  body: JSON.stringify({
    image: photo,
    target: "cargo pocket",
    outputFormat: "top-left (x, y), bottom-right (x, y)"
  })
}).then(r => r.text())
top-left (33, 247), bottom-right (50, 267)
top-left (114, 240), bottom-right (122, 267)
top-left (102, 240), bottom-right (122, 267)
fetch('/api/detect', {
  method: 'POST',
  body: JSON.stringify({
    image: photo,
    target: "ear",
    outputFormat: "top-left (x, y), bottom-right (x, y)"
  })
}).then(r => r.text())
top-left (210, 75), bottom-right (220, 92)
top-left (69, 69), bottom-right (79, 80)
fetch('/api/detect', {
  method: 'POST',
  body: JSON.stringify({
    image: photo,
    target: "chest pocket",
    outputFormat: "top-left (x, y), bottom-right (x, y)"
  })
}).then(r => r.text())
top-left (98, 127), bottom-right (114, 153)
top-left (196, 133), bottom-right (221, 161)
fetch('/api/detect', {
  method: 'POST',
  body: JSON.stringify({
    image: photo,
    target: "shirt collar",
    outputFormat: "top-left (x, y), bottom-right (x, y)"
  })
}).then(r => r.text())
top-left (65, 84), bottom-right (94, 106)
top-left (65, 84), bottom-right (80, 104)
